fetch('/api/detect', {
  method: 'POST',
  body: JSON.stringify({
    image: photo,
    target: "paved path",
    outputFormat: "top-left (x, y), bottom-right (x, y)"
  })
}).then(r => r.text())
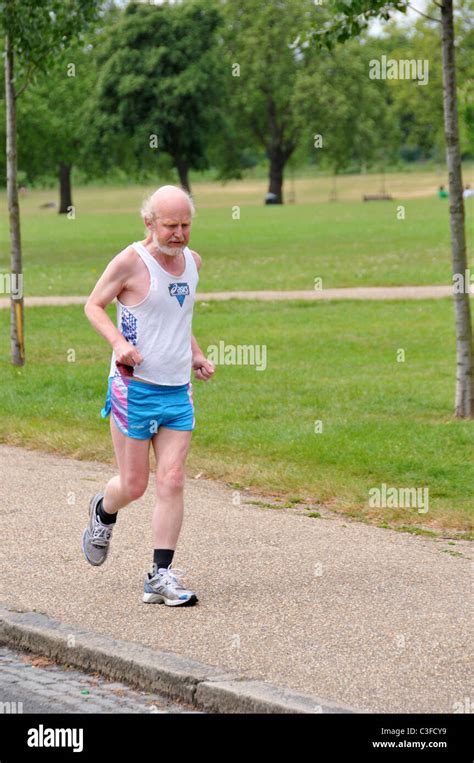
top-left (0, 646), bottom-right (200, 714)
top-left (0, 285), bottom-right (468, 309)
top-left (0, 444), bottom-right (471, 714)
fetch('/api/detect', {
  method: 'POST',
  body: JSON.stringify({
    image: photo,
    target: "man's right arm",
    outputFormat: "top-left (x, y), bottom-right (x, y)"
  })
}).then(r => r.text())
top-left (84, 249), bottom-right (143, 366)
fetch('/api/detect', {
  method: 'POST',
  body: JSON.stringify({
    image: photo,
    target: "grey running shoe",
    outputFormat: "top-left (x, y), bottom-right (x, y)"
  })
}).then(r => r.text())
top-left (81, 492), bottom-right (114, 566)
top-left (143, 565), bottom-right (199, 606)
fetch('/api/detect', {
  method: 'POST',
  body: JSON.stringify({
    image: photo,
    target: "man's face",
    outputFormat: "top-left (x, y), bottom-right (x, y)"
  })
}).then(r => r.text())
top-left (148, 202), bottom-right (192, 257)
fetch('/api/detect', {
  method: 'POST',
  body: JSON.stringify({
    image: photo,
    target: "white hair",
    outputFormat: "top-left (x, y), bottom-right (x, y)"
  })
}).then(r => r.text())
top-left (140, 185), bottom-right (196, 227)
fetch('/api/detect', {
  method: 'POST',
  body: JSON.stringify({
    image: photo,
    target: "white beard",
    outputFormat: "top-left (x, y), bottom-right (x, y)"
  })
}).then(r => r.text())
top-left (152, 232), bottom-right (184, 257)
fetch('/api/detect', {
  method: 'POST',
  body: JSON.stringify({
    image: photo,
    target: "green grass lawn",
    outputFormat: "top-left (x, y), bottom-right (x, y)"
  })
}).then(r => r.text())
top-left (0, 298), bottom-right (472, 536)
top-left (0, 171), bottom-right (472, 294)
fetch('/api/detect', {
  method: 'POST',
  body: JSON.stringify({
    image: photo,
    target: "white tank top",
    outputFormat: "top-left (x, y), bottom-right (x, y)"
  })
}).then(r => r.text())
top-left (107, 241), bottom-right (199, 385)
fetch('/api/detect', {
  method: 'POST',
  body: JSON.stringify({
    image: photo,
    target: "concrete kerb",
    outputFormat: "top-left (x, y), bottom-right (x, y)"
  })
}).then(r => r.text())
top-left (0, 604), bottom-right (357, 714)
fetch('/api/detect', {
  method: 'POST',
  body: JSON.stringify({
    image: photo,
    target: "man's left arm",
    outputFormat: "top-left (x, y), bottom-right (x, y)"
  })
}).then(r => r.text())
top-left (190, 249), bottom-right (215, 382)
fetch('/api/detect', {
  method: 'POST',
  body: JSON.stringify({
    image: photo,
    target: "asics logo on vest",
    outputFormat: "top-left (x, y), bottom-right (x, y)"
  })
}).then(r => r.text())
top-left (168, 282), bottom-right (190, 307)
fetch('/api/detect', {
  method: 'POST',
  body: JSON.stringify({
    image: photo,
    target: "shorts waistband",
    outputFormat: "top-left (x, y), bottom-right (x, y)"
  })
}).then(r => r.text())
top-left (112, 374), bottom-right (189, 391)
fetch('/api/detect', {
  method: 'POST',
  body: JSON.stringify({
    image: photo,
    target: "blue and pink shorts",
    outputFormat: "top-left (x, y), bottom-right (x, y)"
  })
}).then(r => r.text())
top-left (101, 374), bottom-right (195, 440)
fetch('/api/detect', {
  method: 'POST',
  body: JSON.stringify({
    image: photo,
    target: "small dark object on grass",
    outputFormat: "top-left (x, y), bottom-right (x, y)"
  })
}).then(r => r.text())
top-left (362, 194), bottom-right (393, 201)
top-left (264, 192), bottom-right (279, 204)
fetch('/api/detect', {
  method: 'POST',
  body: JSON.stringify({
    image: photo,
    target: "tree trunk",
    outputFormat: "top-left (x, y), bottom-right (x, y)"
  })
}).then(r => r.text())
top-left (58, 162), bottom-right (73, 214)
top-left (5, 33), bottom-right (24, 367)
top-left (267, 148), bottom-right (285, 204)
top-left (266, 94), bottom-right (288, 204)
top-left (441, 0), bottom-right (473, 417)
top-left (175, 158), bottom-right (191, 193)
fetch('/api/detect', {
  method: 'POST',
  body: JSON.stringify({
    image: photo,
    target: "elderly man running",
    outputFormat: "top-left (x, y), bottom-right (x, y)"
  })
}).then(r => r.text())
top-left (82, 184), bottom-right (215, 606)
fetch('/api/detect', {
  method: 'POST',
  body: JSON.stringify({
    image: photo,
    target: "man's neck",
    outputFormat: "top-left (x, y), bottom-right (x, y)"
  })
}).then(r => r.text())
top-left (148, 243), bottom-right (184, 270)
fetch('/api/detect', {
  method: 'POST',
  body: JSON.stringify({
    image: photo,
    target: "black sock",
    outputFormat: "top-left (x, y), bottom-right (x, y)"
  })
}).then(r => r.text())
top-left (96, 497), bottom-right (117, 525)
top-left (152, 548), bottom-right (174, 576)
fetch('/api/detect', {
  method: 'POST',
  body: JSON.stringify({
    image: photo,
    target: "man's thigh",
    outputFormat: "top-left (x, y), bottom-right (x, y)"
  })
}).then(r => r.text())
top-left (151, 427), bottom-right (192, 479)
top-left (110, 414), bottom-right (151, 487)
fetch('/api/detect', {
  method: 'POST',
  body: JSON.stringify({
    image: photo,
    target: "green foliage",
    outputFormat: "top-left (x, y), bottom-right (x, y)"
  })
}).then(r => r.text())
top-left (221, 0), bottom-right (328, 161)
top-left (14, 44), bottom-right (99, 183)
top-left (0, 0), bottom-right (99, 72)
top-left (1, 0), bottom-right (469, 184)
top-left (306, 38), bottom-right (400, 171)
top-left (82, 0), bottom-right (226, 178)
top-left (307, 0), bottom-right (409, 48)
top-left (302, 0), bottom-right (473, 162)
top-left (0, 0), bottom-right (105, 185)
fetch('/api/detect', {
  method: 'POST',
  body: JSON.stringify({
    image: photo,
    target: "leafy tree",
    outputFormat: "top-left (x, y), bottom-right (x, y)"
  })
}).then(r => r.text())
top-left (304, 0), bottom-right (473, 418)
top-left (310, 38), bottom-right (400, 182)
top-left (15, 43), bottom-right (99, 212)
top-left (220, 0), bottom-right (330, 203)
top-left (1, 0), bottom-right (99, 365)
top-left (85, 0), bottom-right (225, 193)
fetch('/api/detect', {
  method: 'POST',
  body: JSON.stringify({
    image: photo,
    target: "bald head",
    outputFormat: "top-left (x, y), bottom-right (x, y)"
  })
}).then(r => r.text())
top-left (141, 185), bottom-right (195, 226)
top-left (141, 184), bottom-right (195, 258)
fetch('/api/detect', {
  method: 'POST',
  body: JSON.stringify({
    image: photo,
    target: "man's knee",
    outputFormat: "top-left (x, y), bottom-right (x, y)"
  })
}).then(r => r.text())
top-left (156, 465), bottom-right (185, 493)
top-left (122, 475), bottom-right (148, 501)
